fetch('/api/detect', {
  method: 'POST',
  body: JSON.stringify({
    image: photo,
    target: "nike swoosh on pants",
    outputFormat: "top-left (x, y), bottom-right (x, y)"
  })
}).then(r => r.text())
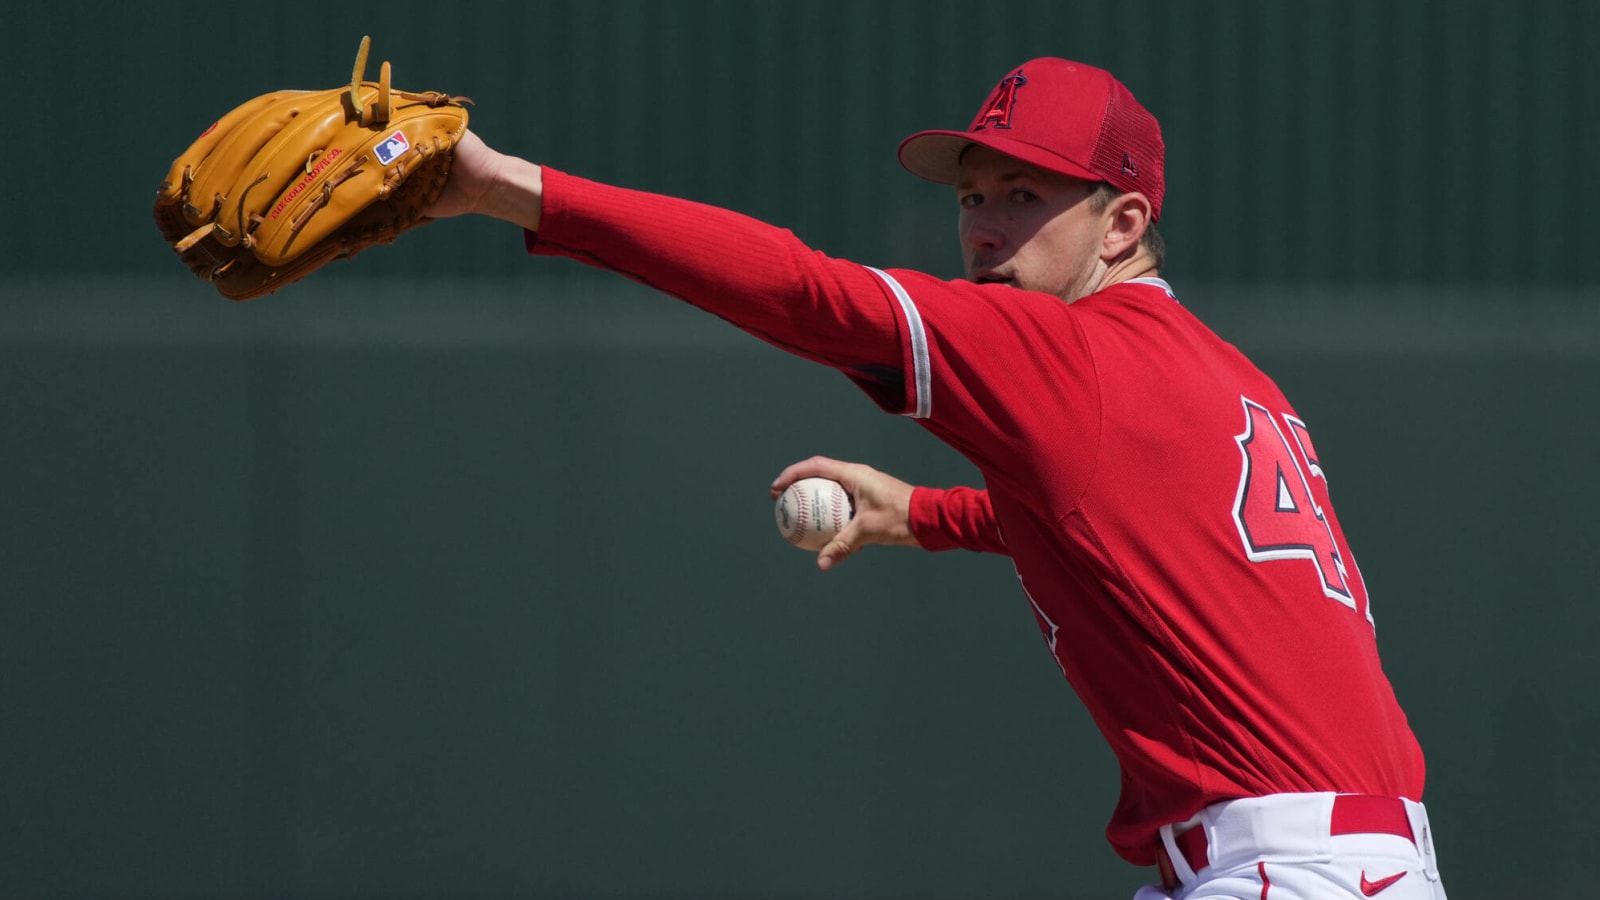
top-left (1359, 870), bottom-right (1408, 895)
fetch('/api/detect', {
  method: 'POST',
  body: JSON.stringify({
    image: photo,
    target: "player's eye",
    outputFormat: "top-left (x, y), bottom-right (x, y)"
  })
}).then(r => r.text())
top-left (1010, 188), bottom-right (1037, 204)
top-left (959, 193), bottom-right (983, 209)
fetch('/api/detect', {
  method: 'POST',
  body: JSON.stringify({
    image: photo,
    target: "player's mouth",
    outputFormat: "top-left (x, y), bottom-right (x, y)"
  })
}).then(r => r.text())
top-left (971, 269), bottom-right (1014, 286)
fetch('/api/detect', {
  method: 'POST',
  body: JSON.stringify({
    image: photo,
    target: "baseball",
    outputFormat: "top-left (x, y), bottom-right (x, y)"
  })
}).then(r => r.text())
top-left (774, 477), bottom-right (854, 551)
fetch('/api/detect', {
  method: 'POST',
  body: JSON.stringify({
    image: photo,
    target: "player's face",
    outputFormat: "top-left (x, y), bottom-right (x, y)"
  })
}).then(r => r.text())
top-left (954, 146), bottom-right (1108, 302)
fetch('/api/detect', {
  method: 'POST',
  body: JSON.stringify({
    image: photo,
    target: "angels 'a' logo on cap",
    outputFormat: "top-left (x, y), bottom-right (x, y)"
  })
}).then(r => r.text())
top-left (975, 72), bottom-right (1028, 131)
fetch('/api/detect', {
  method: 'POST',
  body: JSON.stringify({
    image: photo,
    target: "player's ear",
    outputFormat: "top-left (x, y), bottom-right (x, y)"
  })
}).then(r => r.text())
top-left (1100, 191), bottom-right (1152, 262)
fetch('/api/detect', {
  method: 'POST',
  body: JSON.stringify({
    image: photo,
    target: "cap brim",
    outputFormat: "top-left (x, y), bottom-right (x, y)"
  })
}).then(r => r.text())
top-left (898, 129), bottom-right (1101, 186)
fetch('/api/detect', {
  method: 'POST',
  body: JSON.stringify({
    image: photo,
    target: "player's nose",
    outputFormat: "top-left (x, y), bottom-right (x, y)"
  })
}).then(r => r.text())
top-left (960, 212), bottom-right (1005, 254)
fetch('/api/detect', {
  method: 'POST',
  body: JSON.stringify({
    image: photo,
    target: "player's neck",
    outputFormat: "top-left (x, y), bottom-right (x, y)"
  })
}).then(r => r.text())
top-left (1075, 249), bottom-right (1160, 301)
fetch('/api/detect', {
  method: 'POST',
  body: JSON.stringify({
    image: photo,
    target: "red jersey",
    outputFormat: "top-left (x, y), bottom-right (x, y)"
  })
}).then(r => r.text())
top-left (528, 169), bottom-right (1425, 865)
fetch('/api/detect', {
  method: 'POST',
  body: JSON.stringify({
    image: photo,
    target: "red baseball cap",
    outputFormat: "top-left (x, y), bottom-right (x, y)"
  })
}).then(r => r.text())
top-left (898, 58), bottom-right (1166, 220)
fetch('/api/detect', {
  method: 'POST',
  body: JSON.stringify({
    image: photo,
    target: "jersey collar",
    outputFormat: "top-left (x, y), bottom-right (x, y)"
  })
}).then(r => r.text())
top-left (1124, 276), bottom-right (1176, 301)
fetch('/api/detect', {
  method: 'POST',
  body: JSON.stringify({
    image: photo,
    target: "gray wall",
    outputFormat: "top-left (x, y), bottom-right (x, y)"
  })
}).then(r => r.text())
top-left (2, 2), bottom-right (1597, 898)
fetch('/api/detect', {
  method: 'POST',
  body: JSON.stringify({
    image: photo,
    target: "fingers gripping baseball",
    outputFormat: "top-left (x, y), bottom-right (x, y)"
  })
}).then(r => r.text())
top-left (770, 456), bottom-right (919, 571)
top-left (818, 520), bottom-right (866, 572)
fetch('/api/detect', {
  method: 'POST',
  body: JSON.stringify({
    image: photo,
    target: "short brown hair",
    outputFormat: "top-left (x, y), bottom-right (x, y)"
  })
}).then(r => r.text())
top-left (1089, 182), bottom-right (1165, 272)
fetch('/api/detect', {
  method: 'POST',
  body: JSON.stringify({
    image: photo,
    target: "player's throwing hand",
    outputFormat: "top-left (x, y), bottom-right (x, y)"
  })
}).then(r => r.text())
top-left (770, 456), bottom-right (920, 571)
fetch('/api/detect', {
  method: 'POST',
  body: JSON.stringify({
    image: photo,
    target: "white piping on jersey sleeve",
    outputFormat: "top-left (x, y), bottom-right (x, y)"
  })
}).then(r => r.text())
top-left (865, 266), bottom-right (932, 419)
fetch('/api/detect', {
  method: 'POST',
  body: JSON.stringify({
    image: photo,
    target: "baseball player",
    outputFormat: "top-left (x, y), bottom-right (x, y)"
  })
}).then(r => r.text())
top-left (432, 57), bottom-right (1447, 899)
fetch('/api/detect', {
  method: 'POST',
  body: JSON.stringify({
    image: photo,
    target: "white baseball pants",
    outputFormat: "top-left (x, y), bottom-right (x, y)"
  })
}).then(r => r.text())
top-left (1135, 793), bottom-right (1446, 900)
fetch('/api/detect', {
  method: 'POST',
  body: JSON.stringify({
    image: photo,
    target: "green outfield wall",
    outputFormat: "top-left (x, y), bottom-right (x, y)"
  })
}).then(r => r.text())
top-left (4, 0), bottom-right (1596, 287)
top-left (2, 2), bottom-right (1596, 898)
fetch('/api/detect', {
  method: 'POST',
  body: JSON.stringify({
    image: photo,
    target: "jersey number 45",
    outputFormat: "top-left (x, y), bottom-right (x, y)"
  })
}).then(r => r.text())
top-left (1231, 396), bottom-right (1371, 624)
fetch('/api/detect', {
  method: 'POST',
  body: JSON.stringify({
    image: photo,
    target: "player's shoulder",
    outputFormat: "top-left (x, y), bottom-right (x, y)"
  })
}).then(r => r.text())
top-left (874, 267), bottom-right (1083, 332)
top-left (1074, 276), bottom-right (1181, 311)
top-left (1071, 277), bottom-right (1263, 371)
top-left (1067, 276), bottom-right (1198, 334)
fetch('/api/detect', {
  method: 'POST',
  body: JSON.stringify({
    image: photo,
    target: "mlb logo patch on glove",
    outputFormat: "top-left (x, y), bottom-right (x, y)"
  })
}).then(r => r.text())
top-left (374, 131), bottom-right (412, 167)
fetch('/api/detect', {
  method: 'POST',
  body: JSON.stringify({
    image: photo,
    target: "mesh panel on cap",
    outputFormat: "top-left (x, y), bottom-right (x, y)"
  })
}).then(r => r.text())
top-left (1088, 84), bottom-right (1165, 219)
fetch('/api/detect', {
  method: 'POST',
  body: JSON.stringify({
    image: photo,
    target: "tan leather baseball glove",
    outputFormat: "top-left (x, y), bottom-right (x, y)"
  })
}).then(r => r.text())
top-left (154, 36), bottom-right (470, 300)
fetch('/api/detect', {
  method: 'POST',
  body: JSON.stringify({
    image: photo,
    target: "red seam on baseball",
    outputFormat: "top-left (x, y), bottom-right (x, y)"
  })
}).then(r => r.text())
top-left (790, 487), bottom-right (811, 544)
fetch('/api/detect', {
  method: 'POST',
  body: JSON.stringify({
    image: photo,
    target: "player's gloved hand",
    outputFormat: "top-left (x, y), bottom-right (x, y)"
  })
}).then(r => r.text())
top-left (770, 456), bottom-right (921, 571)
top-left (153, 35), bottom-right (470, 300)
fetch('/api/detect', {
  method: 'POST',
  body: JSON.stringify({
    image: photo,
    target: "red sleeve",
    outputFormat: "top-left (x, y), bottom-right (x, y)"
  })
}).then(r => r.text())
top-left (527, 168), bottom-right (911, 406)
top-left (909, 486), bottom-right (1008, 555)
top-left (526, 168), bottom-right (1100, 510)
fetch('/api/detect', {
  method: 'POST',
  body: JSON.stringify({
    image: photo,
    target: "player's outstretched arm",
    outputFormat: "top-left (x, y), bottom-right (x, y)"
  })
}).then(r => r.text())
top-left (429, 130), bottom-right (543, 230)
top-left (770, 457), bottom-right (920, 572)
